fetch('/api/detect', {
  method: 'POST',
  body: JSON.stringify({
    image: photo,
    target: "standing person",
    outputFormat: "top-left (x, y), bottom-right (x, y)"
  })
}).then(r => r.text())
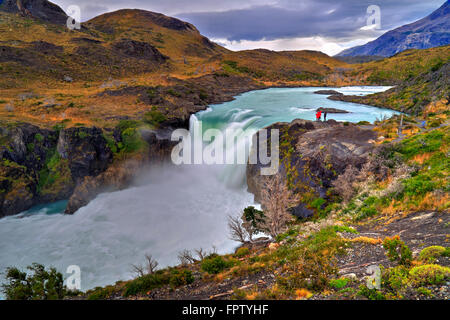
top-left (324, 112), bottom-right (327, 121)
top-left (316, 110), bottom-right (322, 121)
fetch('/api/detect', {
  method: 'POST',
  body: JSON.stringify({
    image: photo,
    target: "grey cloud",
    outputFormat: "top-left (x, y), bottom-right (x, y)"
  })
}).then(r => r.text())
top-left (177, 0), bottom-right (446, 41)
top-left (51, 0), bottom-right (446, 41)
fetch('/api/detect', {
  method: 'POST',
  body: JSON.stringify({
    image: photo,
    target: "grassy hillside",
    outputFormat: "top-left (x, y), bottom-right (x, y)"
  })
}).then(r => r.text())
top-left (331, 46), bottom-right (450, 115)
top-left (221, 49), bottom-right (349, 85)
top-left (345, 45), bottom-right (450, 85)
top-left (0, 9), bottom-right (353, 130)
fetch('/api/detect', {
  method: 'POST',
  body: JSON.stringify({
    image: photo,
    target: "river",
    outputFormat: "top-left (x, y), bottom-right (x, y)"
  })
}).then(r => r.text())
top-left (0, 86), bottom-right (399, 293)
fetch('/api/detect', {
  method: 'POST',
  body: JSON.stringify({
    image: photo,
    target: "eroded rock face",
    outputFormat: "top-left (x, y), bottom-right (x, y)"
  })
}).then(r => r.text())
top-left (57, 127), bottom-right (113, 183)
top-left (112, 39), bottom-right (168, 62)
top-left (0, 0), bottom-right (68, 25)
top-left (64, 127), bottom-right (177, 214)
top-left (0, 123), bottom-right (114, 217)
top-left (246, 119), bottom-right (377, 219)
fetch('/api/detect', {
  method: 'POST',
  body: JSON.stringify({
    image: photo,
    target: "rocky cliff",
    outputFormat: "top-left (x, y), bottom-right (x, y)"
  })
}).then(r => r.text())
top-left (247, 120), bottom-right (378, 219)
top-left (0, 0), bottom-right (68, 24)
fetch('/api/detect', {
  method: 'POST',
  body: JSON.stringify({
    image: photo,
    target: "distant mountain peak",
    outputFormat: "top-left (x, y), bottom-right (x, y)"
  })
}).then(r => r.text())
top-left (0, 0), bottom-right (67, 24)
top-left (337, 1), bottom-right (450, 57)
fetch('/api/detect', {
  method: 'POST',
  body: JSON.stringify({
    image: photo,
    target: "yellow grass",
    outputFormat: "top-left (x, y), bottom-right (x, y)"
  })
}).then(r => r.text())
top-left (295, 288), bottom-right (313, 299)
top-left (345, 236), bottom-right (383, 245)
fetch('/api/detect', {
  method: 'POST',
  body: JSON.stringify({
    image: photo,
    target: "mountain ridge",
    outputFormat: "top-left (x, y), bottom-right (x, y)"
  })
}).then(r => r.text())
top-left (337, 1), bottom-right (450, 57)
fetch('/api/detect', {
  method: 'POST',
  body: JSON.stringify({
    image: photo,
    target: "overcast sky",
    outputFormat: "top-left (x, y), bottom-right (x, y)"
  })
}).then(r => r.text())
top-left (53, 0), bottom-right (447, 55)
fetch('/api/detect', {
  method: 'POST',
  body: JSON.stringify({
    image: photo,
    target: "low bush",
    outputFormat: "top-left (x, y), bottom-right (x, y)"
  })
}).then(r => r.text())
top-left (418, 246), bottom-right (448, 263)
top-left (409, 264), bottom-right (450, 287)
top-left (382, 236), bottom-right (412, 266)
top-left (123, 268), bottom-right (194, 296)
top-left (234, 247), bottom-right (250, 258)
top-left (329, 278), bottom-right (349, 289)
top-left (201, 256), bottom-right (233, 274)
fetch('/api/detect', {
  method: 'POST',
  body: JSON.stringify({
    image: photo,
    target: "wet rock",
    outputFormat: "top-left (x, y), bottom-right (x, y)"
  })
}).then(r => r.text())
top-left (317, 107), bottom-right (350, 114)
top-left (0, 123), bottom-right (116, 217)
top-left (314, 90), bottom-right (343, 96)
top-left (247, 119), bottom-right (377, 219)
top-left (64, 127), bottom-right (177, 214)
top-left (56, 127), bottom-right (113, 183)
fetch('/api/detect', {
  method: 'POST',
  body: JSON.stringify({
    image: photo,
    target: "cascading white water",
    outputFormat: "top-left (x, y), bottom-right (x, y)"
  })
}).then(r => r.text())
top-left (0, 86), bottom-right (399, 294)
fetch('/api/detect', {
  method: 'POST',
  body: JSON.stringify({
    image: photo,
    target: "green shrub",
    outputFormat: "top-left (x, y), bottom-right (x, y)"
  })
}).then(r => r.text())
top-left (167, 89), bottom-right (181, 97)
top-left (123, 268), bottom-right (194, 297)
top-left (1, 263), bottom-right (66, 300)
top-left (329, 278), bottom-right (349, 289)
top-left (123, 273), bottom-right (164, 296)
top-left (333, 225), bottom-right (359, 234)
top-left (357, 285), bottom-right (385, 300)
top-left (168, 269), bottom-right (194, 287)
top-left (409, 264), bottom-right (450, 287)
top-left (382, 236), bottom-right (412, 266)
top-left (381, 266), bottom-right (409, 291)
top-left (418, 246), bottom-right (448, 263)
top-left (34, 133), bottom-right (44, 142)
top-left (200, 256), bottom-right (233, 274)
top-left (310, 198), bottom-right (326, 211)
top-left (403, 175), bottom-right (436, 197)
top-left (399, 130), bottom-right (444, 159)
top-left (87, 286), bottom-right (115, 300)
top-left (234, 247), bottom-right (250, 258)
top-left (120, 127), bottom-right (144, 153)
top-left (144, 107), bottom-right (167, 126)
top-left (416, 287), bottom-right (433, 297)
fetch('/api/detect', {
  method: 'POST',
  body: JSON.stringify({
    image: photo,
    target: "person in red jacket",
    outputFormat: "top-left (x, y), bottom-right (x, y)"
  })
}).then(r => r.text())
top-left (316, 110), bottom-right (322, 121)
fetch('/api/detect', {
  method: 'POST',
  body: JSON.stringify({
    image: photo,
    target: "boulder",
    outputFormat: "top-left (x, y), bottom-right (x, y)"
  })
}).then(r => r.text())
top-left (314, 90), bottom-right (343, 96)
top-left (316, 107), bottom-right (350, 114)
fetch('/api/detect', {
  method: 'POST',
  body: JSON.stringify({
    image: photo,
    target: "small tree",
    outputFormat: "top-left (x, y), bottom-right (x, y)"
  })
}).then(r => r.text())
top-left (1, 263), bottom-right (66, 300)
top-left (258, 176), bottom-right (298, 238)
top-left (227, 214), bottom-right (248, 244)
top-left (228, 207), bottom-right (265, 243)
top-left (242, 206), bottom-right (265, 241)
top-left (131, 254), bottom-right (159, 277)
top-left (178, 249), bottom-right (197, 265)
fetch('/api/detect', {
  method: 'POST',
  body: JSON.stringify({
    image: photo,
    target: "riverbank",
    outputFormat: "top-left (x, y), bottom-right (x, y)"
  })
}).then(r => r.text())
top-left (0, 83), bottom-right (398, 218)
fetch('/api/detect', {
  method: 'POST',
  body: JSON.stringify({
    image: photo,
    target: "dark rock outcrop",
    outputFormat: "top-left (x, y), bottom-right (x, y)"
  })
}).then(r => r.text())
top-left (247, 119), bottom-right (377, 219)
top-left (314, 90), bottom-right (343, 96)
top-left (0, 0), bottom-right (68, 25)
top-left (56, 127), bottom-right (113, 183)
top-left (316, 107), bottom-right (349, 114)
top-left (112, 39), bottom-right (168, 62)
top-left (0, 123), bottom-right (114, 217)
top-left (64, 127), bottom-right (177, 214)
